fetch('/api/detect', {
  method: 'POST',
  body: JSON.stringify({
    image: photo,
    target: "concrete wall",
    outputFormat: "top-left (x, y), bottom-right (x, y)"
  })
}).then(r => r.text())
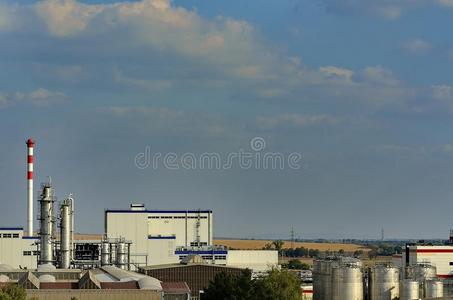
top-left (0, 229), bottom-right (38, 269)
top-left (147, 238), bottom-right (179, 265)
top-left (27, 289), bottom-right (162, 300)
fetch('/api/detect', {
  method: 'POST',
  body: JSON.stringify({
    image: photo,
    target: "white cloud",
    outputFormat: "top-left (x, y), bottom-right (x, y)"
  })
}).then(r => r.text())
top-left (321, 0), bottom-right (453, 19)
top-left (0, 88), bottom-right (67, 108)
top-left (0, 0), bottom-right (441, 113)
top-left (403, 39), bottom-right (432, 54)
top-left (256, 114), bottom-right (348, 129)
top-left (320, 66), bottom-right (354, 81)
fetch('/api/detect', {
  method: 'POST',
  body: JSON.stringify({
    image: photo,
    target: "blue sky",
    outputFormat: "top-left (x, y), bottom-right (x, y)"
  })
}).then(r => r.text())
top-left (1, 0), bottom-right (453, 239)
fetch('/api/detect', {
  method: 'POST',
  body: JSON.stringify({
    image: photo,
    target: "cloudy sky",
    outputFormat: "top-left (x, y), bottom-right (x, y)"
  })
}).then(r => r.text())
top-left (1, 0), bottom-right (453, 239)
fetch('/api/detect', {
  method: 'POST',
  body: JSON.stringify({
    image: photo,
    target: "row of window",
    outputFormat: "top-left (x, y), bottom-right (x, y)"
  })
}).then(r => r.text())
top-left (149, 216), bottom-right (208, 219)
top-left (23, 251), bottom-right (39, 256)
top-left (0, 233), bottom-right (19, 238)
top-left (190, 242), bottom-right (208, 247)
top-left (179, 255), bottom-right (226, 260)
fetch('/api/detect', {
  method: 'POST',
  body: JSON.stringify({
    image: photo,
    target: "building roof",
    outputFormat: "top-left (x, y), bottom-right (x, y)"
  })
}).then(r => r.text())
top-left (161, 282), bottom-right (190, 294)
top-left (106, 209), bottom-right (212, 214)
top-left (140, 263), bottom-right (244, 271)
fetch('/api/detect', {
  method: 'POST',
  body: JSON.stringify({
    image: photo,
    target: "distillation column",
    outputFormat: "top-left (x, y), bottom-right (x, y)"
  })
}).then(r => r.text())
top-left (39, 182), bottom-right (55, 265)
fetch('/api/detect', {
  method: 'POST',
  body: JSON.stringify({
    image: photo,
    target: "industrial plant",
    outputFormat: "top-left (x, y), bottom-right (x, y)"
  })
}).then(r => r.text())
top-left (2, 139), bottom-right (453, 300)
top-left (0, 139), bottom-right (278, 299)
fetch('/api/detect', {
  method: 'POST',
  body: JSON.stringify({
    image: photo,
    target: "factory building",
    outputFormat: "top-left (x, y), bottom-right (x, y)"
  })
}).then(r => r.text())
top-left (105, 204), bottom-right (278, 272)
top-left (399, 244), bottom-right (453, 278)
top-left (0, 228), bottom-right (38, 269)
top-left (105, 206), bottom-right (214, 267)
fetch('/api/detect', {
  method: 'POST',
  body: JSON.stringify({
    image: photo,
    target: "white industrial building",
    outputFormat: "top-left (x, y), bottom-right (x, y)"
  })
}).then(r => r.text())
top-left (0, 228), bottom-right (38, 269)
top-left (396, 244), bottom-right (453, 278)
top-left (105, 204), bottom-right (278, 272)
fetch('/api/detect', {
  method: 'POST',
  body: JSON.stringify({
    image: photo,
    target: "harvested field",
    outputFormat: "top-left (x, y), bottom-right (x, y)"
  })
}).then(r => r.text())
top-left (214, 239), bottom-right (370, 252)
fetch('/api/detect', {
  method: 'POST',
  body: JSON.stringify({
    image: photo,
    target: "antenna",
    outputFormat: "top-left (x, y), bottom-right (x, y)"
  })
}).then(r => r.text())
top-left (290, 226), bottom-right (295, 249)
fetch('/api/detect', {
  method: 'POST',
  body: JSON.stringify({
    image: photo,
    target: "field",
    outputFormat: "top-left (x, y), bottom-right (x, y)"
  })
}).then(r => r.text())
top-left (214, 239), bottom-right (370, 252)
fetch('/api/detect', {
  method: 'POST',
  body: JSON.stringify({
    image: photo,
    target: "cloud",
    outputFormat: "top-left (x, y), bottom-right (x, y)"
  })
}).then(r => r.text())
top-left (320, 0), bottom-right (453, 19)
top-left (0, 88), bottom-right (67, 108)
top-left (0, 0), bottom-right (445, 115)
top-left (256, 114), bottom-right (349, 129)
top-left (403, 39), bottom-right (432, 54)
top-left (320, 66), bottom-right (354, 81)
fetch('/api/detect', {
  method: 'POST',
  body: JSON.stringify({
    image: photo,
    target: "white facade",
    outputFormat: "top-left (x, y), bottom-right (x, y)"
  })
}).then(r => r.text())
top-left (105, 207), bottom-right (213, 266)
top-left (226, 250), bottom-right (278, 273)
top-left (0, 228), bottom-right (39, 269)
top-left (404, 245), bottom-right (453, 278)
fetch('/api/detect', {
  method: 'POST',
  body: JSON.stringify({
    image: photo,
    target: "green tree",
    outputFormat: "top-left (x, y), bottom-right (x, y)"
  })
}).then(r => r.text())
top-left (272, 240), bottom-right (284, 253)
top-left (203, 269), bottom-right (253, 300)
top-left (0, 284), bottom-right (26, 300)
top-left (287, 259), bottom-right (304, 270)
top-left (253, 269), bottom-right (302, 300)
top-left (203, 268), bottom-right (302, 300)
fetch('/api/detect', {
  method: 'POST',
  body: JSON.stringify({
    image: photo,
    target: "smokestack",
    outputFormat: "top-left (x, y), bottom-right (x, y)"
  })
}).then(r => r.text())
top-left (26, 138), bottom-right (35, 236)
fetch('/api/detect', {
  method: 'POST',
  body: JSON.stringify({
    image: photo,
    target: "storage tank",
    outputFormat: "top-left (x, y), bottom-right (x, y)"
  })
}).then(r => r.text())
top-left (340, 263), bottom-right (363, 300)
top-left (401, 280), bottom-right (419, 300)
top-left (116, 240), bottom-right (127, 269)
top-left (313, 260), bottom-right (321, 300)
top-left (101, 239), bottom-right (110, 266)
top-left (313, 259), bottom-right (337, 300)
top-left (369, 264), bottom-right (400, 300)
top-left (425, 280), bottom-right (443, 298)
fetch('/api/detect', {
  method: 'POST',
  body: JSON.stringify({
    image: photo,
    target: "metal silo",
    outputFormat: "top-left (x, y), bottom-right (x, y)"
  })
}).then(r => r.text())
top-left (401, 280), bottom-right (419, 300)
top-left (341, 263), bottom-right (363, 300)
top-left (369, 264), bottom-right (400, 300)
top-left (425, 280), bottom-right (443, 298)
top-left (313, 260), bottom-right (322, 300)
top-left (331, 265), bottom-right (341, 300)
top-left (116, 239), bottom-right (127, 269)
top-left (313, 259), bottom-right (336, 300)
top-left (101, 238), bottom-right (110, 266)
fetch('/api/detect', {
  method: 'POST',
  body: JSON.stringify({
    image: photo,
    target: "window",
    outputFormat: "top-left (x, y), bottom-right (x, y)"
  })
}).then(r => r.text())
top-left (23, 251), bottom-right (31, 256)
top-left (33, 251), bottom-right (39, 256)
top-left (12, 233), bottom-right (19, 238)
top-left (3, 234), bottom-right (12, 238)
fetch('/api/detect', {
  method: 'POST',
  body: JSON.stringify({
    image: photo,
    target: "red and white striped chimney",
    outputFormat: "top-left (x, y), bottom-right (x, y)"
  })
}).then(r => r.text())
top-left (26, 138), bottom-right (34, 236)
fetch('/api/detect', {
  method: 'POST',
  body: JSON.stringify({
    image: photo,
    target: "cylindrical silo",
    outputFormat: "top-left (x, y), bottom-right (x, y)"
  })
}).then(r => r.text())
top-left (101, 239), bottom-right (110, 266)
top-left (425, 280), bottom-right (443, 298)
top-left (369, 264), bottom-right (400, 300)
top-left (314, 259), bottom-right (336, 300)
top-left (341, 263), bottom-right (363, 300)
top-left (116, 240), bottom-right (127, 269)
top-left (401, 280), bottom-right (419, 300)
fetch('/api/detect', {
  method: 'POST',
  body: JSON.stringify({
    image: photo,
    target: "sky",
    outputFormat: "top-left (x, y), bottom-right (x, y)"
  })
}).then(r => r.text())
top-left (1, 0), bottom-right (453, 240)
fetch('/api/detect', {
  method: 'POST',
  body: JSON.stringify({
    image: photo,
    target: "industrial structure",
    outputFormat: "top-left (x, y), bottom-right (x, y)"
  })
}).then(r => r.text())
top-left (0, 138), bottom-right (278, 299)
